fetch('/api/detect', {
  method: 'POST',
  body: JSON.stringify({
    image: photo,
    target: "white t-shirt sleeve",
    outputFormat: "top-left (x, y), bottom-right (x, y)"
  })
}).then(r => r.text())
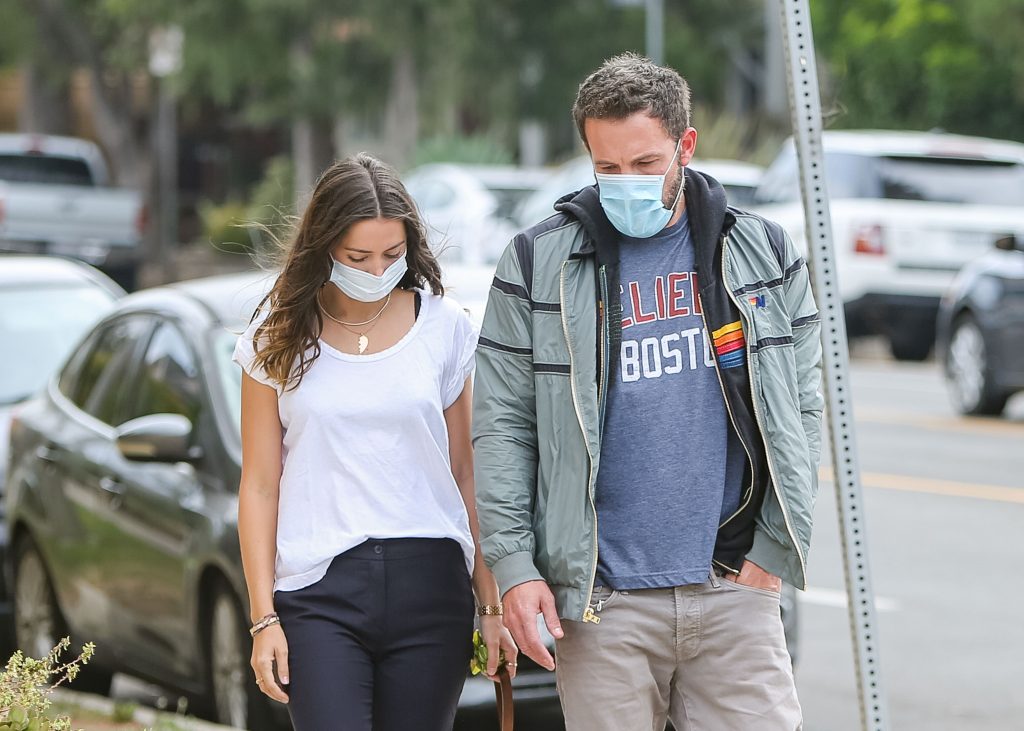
top-left (231, 319), bottom-right (281, 393)
top-left (442, 305), bottom-right (480, 410)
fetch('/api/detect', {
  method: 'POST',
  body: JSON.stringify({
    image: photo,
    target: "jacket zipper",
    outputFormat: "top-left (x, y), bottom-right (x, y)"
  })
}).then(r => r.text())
top-left (597, 265), bottom-right (610, 430)
top-left (719, 235), bottom-right (807, 579)
top-left (560, 260), bottom-right (601, 624)
top-left (700, 238), bottom-right (756, 539)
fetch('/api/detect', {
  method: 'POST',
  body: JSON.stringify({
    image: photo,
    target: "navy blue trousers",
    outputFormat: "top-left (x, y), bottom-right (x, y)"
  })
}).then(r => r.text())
top-left (274, 538), bottom-right (474, 731)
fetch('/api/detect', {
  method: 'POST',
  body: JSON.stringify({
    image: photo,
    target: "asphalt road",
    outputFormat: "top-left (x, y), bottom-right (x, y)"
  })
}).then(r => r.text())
top-left (798, 353), bottom-right (1024, 731)
top-left (111, 348), bottom-right (1024, 731)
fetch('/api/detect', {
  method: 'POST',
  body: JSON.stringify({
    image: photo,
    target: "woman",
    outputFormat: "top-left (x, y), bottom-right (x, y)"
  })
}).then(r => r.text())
top-left (233, 153), bottom-right (517, 731)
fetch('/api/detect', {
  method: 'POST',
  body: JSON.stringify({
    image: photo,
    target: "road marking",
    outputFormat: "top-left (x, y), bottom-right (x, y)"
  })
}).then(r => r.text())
top-left (802, 587), bottom-right (900, 612)
top-left (820, 468), bottom-right (1024, 504)
top-left (851, 406), bottom-right (1024, 437)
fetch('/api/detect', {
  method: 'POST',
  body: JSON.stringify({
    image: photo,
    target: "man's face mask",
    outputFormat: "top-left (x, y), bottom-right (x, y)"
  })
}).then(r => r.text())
top-left (595, 139), bottom-right (684, 238)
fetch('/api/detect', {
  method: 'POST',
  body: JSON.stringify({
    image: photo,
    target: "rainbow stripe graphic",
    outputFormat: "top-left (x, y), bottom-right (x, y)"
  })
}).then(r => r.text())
top-left (712, 321), bottom-right (746, 369)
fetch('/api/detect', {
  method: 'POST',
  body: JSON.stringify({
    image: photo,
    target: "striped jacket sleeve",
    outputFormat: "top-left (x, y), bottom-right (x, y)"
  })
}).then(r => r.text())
top-left (471, 236), bottom-right (545, 596)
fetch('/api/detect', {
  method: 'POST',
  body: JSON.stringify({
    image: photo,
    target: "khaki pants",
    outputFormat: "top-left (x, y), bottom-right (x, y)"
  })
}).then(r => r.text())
top-left (555, 572), bottom-right (801, 731)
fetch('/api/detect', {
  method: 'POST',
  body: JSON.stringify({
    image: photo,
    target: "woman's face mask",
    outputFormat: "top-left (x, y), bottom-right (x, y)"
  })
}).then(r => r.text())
top-left (329, 255), bottom-right (409, 302)
top-left (595, 139), bottom-right (684, 238)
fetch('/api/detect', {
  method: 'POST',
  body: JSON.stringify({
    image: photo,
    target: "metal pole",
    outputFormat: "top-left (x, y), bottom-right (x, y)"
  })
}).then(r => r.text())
top-left (155, 78), bottom-right (178, 282)
top-left (645, 0), bottom-right (664, 64)
top-left (775, 1), bottom-right (890, 729)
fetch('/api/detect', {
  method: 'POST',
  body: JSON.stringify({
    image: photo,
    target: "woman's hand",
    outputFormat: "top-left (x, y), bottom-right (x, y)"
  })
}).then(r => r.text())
top-left (480, 615), bottom-right (519, 681)
top-left (251, 624), bottom-right (290, 703)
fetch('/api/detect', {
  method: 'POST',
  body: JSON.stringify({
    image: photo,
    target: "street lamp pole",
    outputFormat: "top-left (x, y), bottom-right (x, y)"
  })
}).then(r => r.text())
top-left (645, 0), bottom-right (664, 64)
top-left (149, 26), bottom-right (184, 284)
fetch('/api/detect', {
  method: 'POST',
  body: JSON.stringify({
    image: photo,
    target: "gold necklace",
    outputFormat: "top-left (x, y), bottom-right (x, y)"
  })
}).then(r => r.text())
top-left (318, 290), bottom-right (392, 354)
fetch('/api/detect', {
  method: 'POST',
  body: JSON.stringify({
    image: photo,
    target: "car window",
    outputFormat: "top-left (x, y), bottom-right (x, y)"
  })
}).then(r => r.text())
top-left (122, 322), bottom-right (203, 426)
top-left (0, 284), bottom-right (117, 405)
top-left (408, 179), bottom-right (456, 211)
top-left (74, 315), bottom-right (152, 424)
top-left (754, 147), bottom-right (800, 205)
top-left (0, 154), bottom-right (95, 186)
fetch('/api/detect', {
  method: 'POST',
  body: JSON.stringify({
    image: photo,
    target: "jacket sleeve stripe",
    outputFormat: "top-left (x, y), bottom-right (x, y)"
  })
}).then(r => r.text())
top-left (791, 313), bottom-right (820, 329)
top-left (478, 336), bottom-right (532, 357)
top-left (533, 363), bottom-right (570, 375)
top-left (492, 276), bottom-right (531, 302)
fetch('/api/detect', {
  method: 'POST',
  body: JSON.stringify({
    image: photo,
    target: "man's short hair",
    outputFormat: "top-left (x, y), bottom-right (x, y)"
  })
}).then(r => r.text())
top-left (572, 52), bottom-right (692, 148)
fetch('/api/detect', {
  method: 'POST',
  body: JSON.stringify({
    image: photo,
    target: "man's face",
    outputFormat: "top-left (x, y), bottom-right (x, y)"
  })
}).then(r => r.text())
top-left (585, 113), bottom-right (698, 208)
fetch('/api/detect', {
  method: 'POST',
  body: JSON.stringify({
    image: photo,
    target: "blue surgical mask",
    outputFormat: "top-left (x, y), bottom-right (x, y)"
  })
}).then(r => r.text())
top-left (595, 140), bottom-right (684, 238)
top-left (329, 255), bottom-right (408, 302)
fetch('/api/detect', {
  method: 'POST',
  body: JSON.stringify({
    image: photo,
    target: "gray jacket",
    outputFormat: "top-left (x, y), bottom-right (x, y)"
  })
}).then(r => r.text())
top-left (472, 170), bottom-right (824, 621)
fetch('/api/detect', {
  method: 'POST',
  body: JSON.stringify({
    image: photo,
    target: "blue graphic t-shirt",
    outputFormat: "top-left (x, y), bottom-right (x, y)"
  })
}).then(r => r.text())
top-left (595, 211), bottom-right (747, 590)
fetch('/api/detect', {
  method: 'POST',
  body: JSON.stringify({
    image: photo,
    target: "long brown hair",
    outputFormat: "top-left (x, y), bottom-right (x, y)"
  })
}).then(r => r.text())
top-left (249, 153), bottom-right (443, 390)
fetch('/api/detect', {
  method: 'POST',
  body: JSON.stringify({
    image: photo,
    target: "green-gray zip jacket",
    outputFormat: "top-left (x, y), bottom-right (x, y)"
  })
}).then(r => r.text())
top-left (472, 170), bottom-right (824, 622)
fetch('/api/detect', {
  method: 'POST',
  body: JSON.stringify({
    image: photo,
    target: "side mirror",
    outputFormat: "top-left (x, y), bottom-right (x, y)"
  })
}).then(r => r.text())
top-left (994, 234), bottom-right (1022, 252)
top-left (116, 414), bottom-right (202, 463)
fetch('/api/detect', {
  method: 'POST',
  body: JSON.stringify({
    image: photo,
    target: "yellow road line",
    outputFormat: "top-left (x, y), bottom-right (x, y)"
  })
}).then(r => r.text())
top-left (819, 468), bottom-right (1024, 504)
top-left (849, 407), bottom-right (1024, 437)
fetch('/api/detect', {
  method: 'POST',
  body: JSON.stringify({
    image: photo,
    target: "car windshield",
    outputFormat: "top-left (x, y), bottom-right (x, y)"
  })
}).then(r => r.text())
top-left (0, 284), bottom-right (116, 404)
top-left (213, 328), bottom-right (244, 437)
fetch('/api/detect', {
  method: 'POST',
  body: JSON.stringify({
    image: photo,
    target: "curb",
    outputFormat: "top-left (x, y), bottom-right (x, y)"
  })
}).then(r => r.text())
top-left (51, 688), bottom-right (241, 731)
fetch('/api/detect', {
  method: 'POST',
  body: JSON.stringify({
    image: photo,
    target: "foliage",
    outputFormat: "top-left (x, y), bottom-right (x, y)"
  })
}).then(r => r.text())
top-left (811, 0), bottom-right (1024, 140)
top-left (0, 637), bottom-right (94, 731)
top-left (412, 134), bottom-right (514, 167)
top-left (468, 629), bottom-right (506, 677)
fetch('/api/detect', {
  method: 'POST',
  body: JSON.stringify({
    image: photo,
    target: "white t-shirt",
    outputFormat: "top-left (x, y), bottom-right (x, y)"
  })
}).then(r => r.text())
top-left (232, 289), bottom-right (480, 592)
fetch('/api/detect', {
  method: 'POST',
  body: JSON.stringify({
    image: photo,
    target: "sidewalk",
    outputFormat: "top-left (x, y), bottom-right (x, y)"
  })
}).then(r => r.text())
top-left (51, 688), bottom-right (240, 731)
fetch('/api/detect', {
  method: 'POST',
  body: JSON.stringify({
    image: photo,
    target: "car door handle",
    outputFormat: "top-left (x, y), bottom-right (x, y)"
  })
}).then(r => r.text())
top-left (35, 444), bottom-right (60, 464)
top-left (99, 476), bottom-right (126, 495)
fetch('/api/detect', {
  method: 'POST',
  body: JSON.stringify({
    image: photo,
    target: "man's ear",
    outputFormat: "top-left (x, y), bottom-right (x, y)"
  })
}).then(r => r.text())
top-left (680, 127), bottom-right (698, 166)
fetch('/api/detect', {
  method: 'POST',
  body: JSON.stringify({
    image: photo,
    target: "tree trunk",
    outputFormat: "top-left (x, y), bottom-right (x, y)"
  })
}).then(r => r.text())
top-left (18, 58), bottom-right (71, 135)
top-left (383, 48), bottom-right (419, 170)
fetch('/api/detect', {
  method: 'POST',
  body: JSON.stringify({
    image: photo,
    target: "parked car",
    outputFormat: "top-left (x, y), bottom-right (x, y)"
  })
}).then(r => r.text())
top-left (405, 163), bottom-right (549, 266)
top-left (0, 255), bottom-right (123, 650)
top-left (4, 271), bottom-right (559, 730)
top-left (514, 155), bottom-right (766, 230)
top-left (937, 234), bottom-right (1024, 416)
top-left (0, 134), bottom-right (146, 290)
top-left (754, 130), bottom-right (1024, 361)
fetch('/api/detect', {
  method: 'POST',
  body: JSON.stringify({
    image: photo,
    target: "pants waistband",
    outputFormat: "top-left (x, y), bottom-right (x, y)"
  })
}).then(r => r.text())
top-left (341, 537), bottom-right (461, 560)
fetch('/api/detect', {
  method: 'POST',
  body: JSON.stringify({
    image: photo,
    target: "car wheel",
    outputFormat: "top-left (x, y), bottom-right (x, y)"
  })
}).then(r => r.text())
top-left (13, 538), bottom-right (114, 695)
top-left (206, 586), bottom-right (277, 731)
top-left (889, 333), bottom-right (932, 361)
top-left (946, 315), bottom-right (1008, 416)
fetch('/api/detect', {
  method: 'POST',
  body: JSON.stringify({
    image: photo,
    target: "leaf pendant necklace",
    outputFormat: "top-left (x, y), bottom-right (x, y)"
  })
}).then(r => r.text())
top-left (318, 290), bottom-right (392, 355)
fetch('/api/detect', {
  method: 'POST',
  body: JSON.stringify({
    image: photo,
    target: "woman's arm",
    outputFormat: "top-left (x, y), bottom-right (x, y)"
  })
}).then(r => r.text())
top-left (445, 377), bottom-right (518, 678)
top-left (238, 371), bottom-right (290, 702)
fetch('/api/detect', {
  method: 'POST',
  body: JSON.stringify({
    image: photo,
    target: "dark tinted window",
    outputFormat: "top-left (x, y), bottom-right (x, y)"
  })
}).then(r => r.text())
top-left (0, 154), bottom-right (95, 186)
top-left (73, 316), bottom-right (151, 424)
top-left (122, 322), bottom-right (203, 425)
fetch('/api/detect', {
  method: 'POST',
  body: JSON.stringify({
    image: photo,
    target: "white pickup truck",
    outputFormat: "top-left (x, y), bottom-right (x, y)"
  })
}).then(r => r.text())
top-left (0, 134), bottom-right (144, 289)
top-left (754, 130), bottom-right (1024, 360)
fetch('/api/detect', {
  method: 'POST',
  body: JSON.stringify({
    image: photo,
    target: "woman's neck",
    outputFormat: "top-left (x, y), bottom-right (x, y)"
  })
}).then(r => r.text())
top-left (320, 285), bottom-right (393, 323)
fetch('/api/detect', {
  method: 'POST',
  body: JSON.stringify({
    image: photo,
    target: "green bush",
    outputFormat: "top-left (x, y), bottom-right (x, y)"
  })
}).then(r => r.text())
top-left (0, 637), bottom-right (94, 731)
top-left (412, 134), bottom-right (514, 167)
top-left (199, 155), bottom-right (297, 256)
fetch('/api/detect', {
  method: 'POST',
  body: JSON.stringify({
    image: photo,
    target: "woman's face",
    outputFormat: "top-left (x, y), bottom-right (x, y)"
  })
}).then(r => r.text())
top-left (332, 218), bottom-right (408, 276)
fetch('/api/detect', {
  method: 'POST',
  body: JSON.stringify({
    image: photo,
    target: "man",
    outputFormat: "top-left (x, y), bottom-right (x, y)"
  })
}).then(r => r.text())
top-left (473, 53), bottom-right (823, 730)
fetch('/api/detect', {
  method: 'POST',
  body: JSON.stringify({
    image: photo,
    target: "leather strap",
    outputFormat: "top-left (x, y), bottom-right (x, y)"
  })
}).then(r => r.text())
top-left (494, 664), bottom-right (515, 731)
